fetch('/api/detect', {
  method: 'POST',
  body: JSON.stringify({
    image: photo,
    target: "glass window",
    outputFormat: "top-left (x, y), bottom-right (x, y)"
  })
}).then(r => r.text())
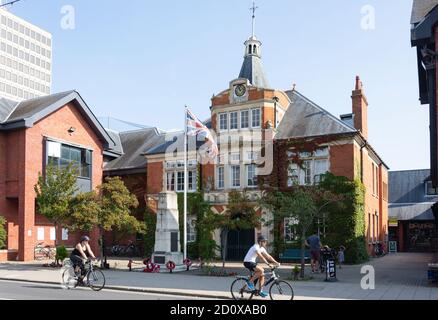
top-left (247, 164), bottom-right (257, 187)
top-left (284, 217), bottom-right (299, 242)
top-left (426, 181), bottom-right (438, 196)
top-left (219, 113), bottom-right (228, 131)
top-left (167, 172), bottom-right (175, 191)
top-left (252, 108), bottom-right (261, 128)
top-left (230, 111), bottom-right (238, 130)
top-left (314, 159), bottom-right (329, 184)
top-left (56, 144), bottom-right (92, 178)
top-left (231, 165), bottom-right (240, 188)
top-left (217, 166), bottom-right (224, 189)
top-left (301, 160), bottom-right (312, 185)
top-left (177, 171), bottom-right (185, 191)
top-left (241, 110), bottom-right (249, 129)
top-left (187, 219), bottom-right (196, 243)
top-left (188, 170), bottom-right (197, 191)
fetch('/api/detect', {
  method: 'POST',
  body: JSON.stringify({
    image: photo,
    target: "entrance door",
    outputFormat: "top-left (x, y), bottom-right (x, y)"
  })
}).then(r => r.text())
top-left (226, 229), bottom-right (255, 261)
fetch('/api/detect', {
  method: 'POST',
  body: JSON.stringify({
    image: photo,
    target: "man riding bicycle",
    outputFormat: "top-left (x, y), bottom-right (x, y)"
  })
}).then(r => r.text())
top-left (243, 235), bottom-right (280, 298)
top-left (70, 236), bottom-right (96, 283)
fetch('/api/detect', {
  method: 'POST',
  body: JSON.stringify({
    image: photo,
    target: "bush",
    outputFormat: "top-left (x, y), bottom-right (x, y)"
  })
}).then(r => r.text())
top-left (56, 246), bottom-right (68, 262)
top-left (0, 216), bottom-right (6, 250)
top-left (187, 242), bottom-right (199, 260)
top-left (143, 208), bottom-right (156, 257)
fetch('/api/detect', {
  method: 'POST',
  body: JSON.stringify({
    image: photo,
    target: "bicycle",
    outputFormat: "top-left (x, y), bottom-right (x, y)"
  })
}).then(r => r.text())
top-left (230, 266), bottom-right (294, 301)
top-left (34, 242), bottom-right (55, 261)
top-left (62, 258), bottom-right (106, 292)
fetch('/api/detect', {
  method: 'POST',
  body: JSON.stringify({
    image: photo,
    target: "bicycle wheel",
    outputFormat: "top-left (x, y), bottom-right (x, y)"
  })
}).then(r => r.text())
top-left (62, 267), bottom-right (78, 290)
top-left (87, 269), bottom-right (106, 292)
top-left (269, 280), bottom-right (294, 301)
top-left (230, 278), bottom-right (254, 300)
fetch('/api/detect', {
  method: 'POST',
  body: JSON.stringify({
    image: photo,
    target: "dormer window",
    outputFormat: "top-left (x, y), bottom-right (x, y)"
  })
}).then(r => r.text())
top-left (426, 181), bottom-right (438, 196)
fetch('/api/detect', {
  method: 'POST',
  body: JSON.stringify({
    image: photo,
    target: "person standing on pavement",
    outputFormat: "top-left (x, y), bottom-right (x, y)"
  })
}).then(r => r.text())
top-left (305, 234), bottom-right (322, 273)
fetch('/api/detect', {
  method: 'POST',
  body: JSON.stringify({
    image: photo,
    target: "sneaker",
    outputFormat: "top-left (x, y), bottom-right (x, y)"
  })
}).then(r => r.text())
top-left (246, 282), bottom-right (255, 291)
top-left (259, 291), bottom-right (268, 298)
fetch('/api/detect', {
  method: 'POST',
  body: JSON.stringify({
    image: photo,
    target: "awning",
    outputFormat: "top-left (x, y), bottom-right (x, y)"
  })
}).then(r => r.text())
top-left (389, 203), bottom-right (436, 221)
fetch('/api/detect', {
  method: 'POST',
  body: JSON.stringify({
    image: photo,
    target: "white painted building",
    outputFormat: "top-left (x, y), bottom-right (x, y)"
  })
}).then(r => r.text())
top-left (0, 8), bottom-right (52, 101)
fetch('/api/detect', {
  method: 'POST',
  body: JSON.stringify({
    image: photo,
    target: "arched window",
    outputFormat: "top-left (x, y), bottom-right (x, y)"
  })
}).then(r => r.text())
top-left (253, 45), bottom-right (257, 55)
top-left (248, 45), bottom-right (252, 55)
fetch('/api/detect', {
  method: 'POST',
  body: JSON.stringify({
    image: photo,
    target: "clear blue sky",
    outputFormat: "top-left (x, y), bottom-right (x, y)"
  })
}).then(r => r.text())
top-left (9, 0), bottom-right (428, 171)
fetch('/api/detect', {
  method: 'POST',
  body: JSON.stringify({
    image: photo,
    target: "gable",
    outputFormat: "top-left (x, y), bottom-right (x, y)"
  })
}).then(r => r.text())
top-left (0, 90), bottom-right (115, 149)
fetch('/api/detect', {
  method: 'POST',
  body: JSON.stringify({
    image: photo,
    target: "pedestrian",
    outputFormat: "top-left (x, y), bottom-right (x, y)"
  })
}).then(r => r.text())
top-left (338, 245), bottom-right (345, 269)
top-left (305, 234), bottom-right (322, 273)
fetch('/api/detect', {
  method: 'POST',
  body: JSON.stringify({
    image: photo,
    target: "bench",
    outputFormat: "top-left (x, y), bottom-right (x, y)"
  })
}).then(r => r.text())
top-left (279, 249), bottom-right (311, 262)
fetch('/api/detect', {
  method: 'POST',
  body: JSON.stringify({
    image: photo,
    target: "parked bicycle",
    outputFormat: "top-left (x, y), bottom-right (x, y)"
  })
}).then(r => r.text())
top-left (110, 241), bottom-right (139, 257)
top-left (34, 242), bottom-right (55, 261)
top-left (62, 258), bottom-right (106, 291)
top-left (231, 266), bottom-right (294, 300)
top-left (373, 242), bottom-right (386, 257)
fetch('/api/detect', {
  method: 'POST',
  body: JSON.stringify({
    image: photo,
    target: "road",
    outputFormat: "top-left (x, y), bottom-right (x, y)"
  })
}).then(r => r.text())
top-left (0, 280), bottom-right (215, 300)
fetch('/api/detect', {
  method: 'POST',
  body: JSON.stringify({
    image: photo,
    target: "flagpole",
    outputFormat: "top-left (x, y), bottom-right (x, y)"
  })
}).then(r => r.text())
top-left (183, 106), bottom-right (188, 261)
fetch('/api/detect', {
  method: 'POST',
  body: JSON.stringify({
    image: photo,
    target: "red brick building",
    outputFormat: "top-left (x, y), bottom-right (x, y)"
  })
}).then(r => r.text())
top-left (138, 32), bottom-right (389, 259)
top-left (0, 91), bottom-right (116, 261)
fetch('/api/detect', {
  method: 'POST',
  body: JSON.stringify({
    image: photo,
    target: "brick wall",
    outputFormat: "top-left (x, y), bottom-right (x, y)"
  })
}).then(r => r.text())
top-left (329, 143), bottom-right (355, 180)
top-left (0, 102), bottom-right (105, 261)
top-left (147, 161), bottom-right (163, 195)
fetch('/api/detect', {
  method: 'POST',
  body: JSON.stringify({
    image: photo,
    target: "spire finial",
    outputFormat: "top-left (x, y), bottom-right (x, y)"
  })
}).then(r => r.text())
top-left (250, 0), bottom-right (258, 38)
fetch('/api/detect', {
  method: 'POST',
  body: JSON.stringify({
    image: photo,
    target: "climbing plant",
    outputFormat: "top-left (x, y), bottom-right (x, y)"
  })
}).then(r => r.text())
top-left (0, 215), bottom-right (6, 250)
top-left (259, 136), bottom-right (369, 265)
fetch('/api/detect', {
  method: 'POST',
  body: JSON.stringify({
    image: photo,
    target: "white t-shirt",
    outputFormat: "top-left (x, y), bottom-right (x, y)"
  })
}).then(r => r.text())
top-left (244, 244), bottom-right (267, 263)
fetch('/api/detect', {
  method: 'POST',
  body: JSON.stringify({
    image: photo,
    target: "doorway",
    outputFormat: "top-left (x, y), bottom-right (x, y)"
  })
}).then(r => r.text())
top-left (226, 229), bottom-right (255, 261)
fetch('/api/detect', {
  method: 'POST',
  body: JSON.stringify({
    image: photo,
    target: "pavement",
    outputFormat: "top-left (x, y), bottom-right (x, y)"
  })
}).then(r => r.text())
top-left (0, 253), bottom-right (437, 300)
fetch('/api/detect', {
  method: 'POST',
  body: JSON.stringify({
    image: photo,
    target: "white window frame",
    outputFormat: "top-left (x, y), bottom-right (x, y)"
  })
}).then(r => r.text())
top-left (231, 165), bottom-right (241, 188)
top-left (219, 113), bottom-right (228, 131)
top-left (217, 166), bottom-right (225, 190)
top-left (251, 108), bottom-right (261, 128)
top-left (284, 217), bottom-right (299, 242)
top-left (246, 164), bottom-right (257, 188)
top-left (37, 227), bottom-right (44, 241)
top-left (230, 111), bottom-right (238, 130)
top-left (187, 218), bottom-right (197, 243)
top-left (241, 110), bottom-right (250, 129)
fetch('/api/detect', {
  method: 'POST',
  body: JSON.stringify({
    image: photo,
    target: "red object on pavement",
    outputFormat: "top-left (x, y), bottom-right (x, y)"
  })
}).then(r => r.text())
top-left (128, 260), bottom-right (133, 271)
top-left (166, 261), bottom-right (176, 273)
top-left (183, 258), bottom-right (192, 271)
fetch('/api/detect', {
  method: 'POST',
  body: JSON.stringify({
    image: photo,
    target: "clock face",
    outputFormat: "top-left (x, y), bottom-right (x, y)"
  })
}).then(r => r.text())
top-left (235, 84), bottom-right (247, 97)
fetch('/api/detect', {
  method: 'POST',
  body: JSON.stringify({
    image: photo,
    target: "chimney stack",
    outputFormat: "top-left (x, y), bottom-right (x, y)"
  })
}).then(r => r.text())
top-left (351, 75), bottom-right (369, 140)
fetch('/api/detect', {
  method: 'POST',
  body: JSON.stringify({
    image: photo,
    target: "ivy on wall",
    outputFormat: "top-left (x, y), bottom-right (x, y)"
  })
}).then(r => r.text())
top-left (319, 173), bottom-right (368, 264)
top-left (0, 215), bottom-right (6, 250)
top-left (259, 135), bottom-right (369, 264)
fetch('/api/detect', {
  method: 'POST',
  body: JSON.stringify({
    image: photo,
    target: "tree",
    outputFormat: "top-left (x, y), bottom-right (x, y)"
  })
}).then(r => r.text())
top-left (0, 215), bottom-right (6, 250)
top-left (34, 163), bottom-right (77, 261)
top-left (261, 185), bottom-right (341, 278)
top-left (217, 191), bottom-right (260, 268)
top-left (68, 177), bottom-right (145, 265)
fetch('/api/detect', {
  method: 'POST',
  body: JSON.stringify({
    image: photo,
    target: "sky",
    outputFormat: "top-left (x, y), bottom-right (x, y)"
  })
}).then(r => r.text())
top-left (6, 0), bottom-right (429, 171)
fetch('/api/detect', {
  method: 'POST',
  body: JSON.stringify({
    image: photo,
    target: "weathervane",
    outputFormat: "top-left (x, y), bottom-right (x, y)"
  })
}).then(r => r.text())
top-left (250, 0), bottom-right (258, 38)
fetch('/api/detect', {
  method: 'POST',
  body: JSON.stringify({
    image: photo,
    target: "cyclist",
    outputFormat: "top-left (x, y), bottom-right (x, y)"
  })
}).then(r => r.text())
top-left (70, 236), bottom-right (96, 283)
top-left (243, 235), bottom-right (280, 298)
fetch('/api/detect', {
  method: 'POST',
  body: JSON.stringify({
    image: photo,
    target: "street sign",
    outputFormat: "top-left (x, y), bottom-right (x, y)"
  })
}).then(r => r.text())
top-left (325, 259), bottom-right (337, 282)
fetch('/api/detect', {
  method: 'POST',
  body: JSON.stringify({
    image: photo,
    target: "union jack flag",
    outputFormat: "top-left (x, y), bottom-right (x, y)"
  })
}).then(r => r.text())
top-left (186, 108), bottom-right (218, 159)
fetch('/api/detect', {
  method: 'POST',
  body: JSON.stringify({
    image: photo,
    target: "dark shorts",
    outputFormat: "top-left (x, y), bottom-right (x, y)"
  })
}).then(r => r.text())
top-left (310, 250), bottom-right (320, 261)
top-left (244, 262), bottom-right (258, 272)
top-left (70, 255), bottom-right (85, 274)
